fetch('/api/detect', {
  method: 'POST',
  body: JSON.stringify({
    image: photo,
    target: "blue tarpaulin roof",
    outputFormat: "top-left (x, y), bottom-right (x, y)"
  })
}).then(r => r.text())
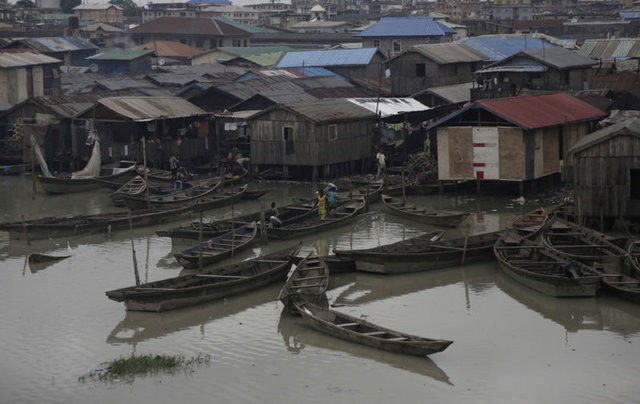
top-left (354, 16), bottom-right (455, 37)
top-left (276, 48), bottom-right (378, 68)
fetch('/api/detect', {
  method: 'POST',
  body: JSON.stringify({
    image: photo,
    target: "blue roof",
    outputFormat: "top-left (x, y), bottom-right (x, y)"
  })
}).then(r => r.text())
top-left (620, 11), bottom-right (640, 20)
top-left (461, 36), bottom-right (556, 62)
top-left (354, 17), bottom-right (456, 37)
top-left (276, 48), bottom-right (379, 68)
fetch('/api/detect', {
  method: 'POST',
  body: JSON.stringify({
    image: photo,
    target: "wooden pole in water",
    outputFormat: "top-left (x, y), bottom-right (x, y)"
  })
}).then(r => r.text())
top-left (198, 203), bottom-right (203, 271)
top-left (142, 136), bottom-right (150, 210)
top-left (128, 210), bottom-right (140, 286)
top-left (460, 222), bottom-right (470, 266)
top-left (31, 144), bottom-right (36, 200)
top-left (401, 170), bottom-right (406, 200)
top-left (21, 214), bottom-right (30, 246)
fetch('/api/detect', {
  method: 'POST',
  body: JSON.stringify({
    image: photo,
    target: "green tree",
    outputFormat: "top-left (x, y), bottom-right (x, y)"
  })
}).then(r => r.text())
top-left (60, 0), bottom-right (81, 14)
top-left (110, 0), bottom-right (141, 17)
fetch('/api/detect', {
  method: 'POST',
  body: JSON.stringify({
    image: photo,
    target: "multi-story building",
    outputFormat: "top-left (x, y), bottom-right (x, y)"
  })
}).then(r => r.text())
top-left (73, 3), bottom-right (125, 28)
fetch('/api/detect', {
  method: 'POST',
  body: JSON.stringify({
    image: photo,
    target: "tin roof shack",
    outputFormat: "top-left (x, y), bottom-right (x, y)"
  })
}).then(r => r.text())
top-left (85, 50), bottom-right (154, 75)
top-left (568, 118), bottom-right (640, 228)
top-left (275, 48), bottom-right (385, 81)
top-left (353, 17), bottom-right (456, 58)
top-left (429, 93), bottom-right (606, 194)
top-left (472, 47), bottom-right (597, 101)
top-left (0, 51), bottom-right (62, 106)
top-left (389, 43), bottom-right (487, 96)
top-left (4, 37), bottom-right (100, 66)
top-left (74, 97), bottom-right (212, 169)
top-left (246, 99), bottom-right (376, 181)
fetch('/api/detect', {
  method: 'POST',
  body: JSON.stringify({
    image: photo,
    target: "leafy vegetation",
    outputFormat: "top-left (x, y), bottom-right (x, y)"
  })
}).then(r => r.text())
top-left (79, 353), bottom-right (211, 383)
top-left (110, 0), bottom-right (141, 17)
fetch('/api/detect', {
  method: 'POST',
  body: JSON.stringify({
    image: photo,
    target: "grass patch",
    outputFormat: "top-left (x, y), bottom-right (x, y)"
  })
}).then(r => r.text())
top-left (79, 353), bottom-right (211, 383)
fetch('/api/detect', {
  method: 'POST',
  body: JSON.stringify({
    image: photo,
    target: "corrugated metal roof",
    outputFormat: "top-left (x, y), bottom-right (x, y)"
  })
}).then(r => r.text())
top-left (578, 38), bottom-right (640, 60)
top-left (462, 36), bottom-right (555, 62)
top-left (16, 37), bottom-right (99, 52)
top-left (136, 41), bottom-right (202, 58)
top-left (476, 93), bottom-right (606, 129)
top-left (276, 48), bottom-right (378, 68)
top-left (129, 16), bottom-right (249, 36)
top-left (430, 93), bottom-right (606, 131)
top-left (237, 52), bottom-right (286, 67)
top-left (409, 43), bottom-right (487, 64)
top-left (346, 98), bottom-right (429, 117)
top-left (475, 59), bottom-right (548, 74)
top-left (0, 51), bottom-right (61, 68)
top-left (237, 67), bottom-right (338, 81)
top-left (213, 17), bottom-right (277, 33)
top-left (520, 46), bottom-right (596, 69)
top-left (569, 117), bottom-right (640, 154)
top-left (74, 3), bottom-right (122, 9)
top-left (87, 50), bottom-right (154, 61)
top-left (415, 82), bottom-right (473, 104)
top-left (276, 98), bottom-right (377, 123)
top-left (354, 16), bottom-right (455, 37)
top-left (96, 97), bottom-right (208, 121)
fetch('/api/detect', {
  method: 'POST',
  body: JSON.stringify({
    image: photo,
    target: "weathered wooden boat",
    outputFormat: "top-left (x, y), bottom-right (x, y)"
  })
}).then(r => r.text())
top-left (156, 200), bottom-right (317, 240)
top-left (381, 194), bottom-right (468, 227)
top-left (623, 239), bottom-right (640, 278)
top-left (494, 229), bottom-right (602, 297)
top-left (278, 252), bottom-right (329, 314)
top-left (109, 175), bottom-right (194, 206)
top-left (106, 243), bottom-right (301, 312)
top-left (37, 166), bottom-right (136, 194)
top-left (242, 189), bottom-right (270, 200)
top-left (337, 179), bottom-right (384, 202)
top-left (295, 302), bottom-right (453, 356)
top-left (540, 217), bottom-right (628, 265)
top-left (591, 261), bottom-right (640, 303)
top-left (174, 222), bottom-right (258, 269)
top-left (120, 177), bottom-right (223, 210)
top-left (0, 199), bottom-right (230, 241)
top-left (383, 180), bottom-right (469, 196)
top-left (334, 230), bottom-right (498, 274)
top-left (268, 196), bottom-right (367, 240)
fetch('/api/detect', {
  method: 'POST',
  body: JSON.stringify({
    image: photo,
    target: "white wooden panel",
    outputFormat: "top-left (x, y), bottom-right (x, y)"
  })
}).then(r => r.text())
top-left (472, 127), bottom-right (499, 180)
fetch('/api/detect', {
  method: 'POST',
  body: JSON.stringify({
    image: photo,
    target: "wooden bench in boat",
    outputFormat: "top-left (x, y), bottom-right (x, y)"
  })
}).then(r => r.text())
top-left (292, 275), bottom-right (326, 282)
top-left (292, 284), bottom-right (325, 289)
top-left (298, 266), bottom-right (326, 271)
top-left (196, 274), bottom-right (248, 279)
top-left (362, 331), bottom-right (387, 336)
top-left (337, 322), bottom-right (359, 327)
top-left (387, 337), bottom-right (409, 341)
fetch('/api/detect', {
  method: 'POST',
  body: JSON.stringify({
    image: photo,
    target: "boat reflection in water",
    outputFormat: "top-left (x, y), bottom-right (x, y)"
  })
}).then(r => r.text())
top-left (495, 271), bottom-right (640, 336)
top-left (277, 309), bottom-right (452, 385)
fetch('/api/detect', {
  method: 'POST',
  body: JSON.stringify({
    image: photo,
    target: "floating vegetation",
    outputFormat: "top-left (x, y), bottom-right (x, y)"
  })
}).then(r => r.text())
top-left (79, 353), bottom-right (211, 383)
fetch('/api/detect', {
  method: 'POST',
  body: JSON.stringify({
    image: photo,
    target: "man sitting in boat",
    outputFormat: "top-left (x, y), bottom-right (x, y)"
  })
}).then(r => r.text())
top-left (269, 202), bottom-right (282, 228)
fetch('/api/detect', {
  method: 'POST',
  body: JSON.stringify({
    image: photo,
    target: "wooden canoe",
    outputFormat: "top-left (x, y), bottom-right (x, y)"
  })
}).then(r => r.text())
top-left (623, 239), bottom-right (640, 279)
top-left (37, 166), bottom-right (136, 194)
top-left (156, 199), bottom-right (317, 241)
top-left (295, 302), bottom-right (453, 356)
top-left (334, 230), bottom-right (499, 274)
top-left (268, 196), bottom-right (367, 240)
top-left (120, 177), bottom-right (223, 210)
top-left (540, 217), bottom-right (628, 265)
top-left (591, 261), bottom-right (640, 303)
top-left (174, 222), bottom-right (258, 269)
top-left (106, 242), bottom-right (302, 312)
top-left (278, 252), bottom-right (329, 314)
top-left (381, 194), bottom-right (468, 227)
top-left (494, 229), bottom-right (602, 297)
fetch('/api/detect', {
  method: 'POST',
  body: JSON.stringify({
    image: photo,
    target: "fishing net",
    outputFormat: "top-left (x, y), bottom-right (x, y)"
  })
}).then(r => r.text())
top-left (30, 135), bottom-right (53, 177)
top-left (71, 130), bottom-right (101, 179)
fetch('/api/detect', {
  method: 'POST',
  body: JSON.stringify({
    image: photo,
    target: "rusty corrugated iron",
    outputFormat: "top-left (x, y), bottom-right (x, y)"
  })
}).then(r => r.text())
top-left (97, 96), bottom-right (208, 121)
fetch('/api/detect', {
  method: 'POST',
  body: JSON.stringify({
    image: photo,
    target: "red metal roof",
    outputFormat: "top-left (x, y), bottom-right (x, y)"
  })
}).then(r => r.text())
top-left (475, 93), bottom-right (606, 129)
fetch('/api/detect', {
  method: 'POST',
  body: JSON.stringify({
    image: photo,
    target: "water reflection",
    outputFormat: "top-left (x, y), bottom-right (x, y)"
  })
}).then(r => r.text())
top-left (107, 283), bottom-right (281, 346)
top-left (333, 263), bottom-right (495, 306)
top-left (276, 309), bottom-right (452, 385)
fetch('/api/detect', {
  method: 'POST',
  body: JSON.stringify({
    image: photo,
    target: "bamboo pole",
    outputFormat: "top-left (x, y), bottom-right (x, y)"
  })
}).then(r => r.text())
top-left (128, 210), bottom-right (140, 287)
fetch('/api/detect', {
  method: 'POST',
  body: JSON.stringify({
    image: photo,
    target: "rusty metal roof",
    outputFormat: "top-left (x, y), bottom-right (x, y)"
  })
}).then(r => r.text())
top-left (476, 93), bottom-right (606, 129)
top-left (0, 51), bottom-right (61, 68)
top-left (94, 96), bottom-right (209, 121)
top-left (579, 38), bottom-right (640, 60)
top-left (430, 93), bottom-right (606, 130)
top-left (129, 16), bottom-right (249, 37)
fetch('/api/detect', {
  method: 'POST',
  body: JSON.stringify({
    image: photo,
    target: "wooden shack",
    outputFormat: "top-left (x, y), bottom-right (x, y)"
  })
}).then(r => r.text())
top-left (428, 93), bottom-right (606, 193)
top-left (246, 98), bottom-right (376, 181)
top-left (568, 117), bottom-right (640, 227)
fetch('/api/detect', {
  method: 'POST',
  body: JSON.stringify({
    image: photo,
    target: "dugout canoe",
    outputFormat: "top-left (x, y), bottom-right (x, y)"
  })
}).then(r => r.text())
top-left (381, 194), bottom-right (468, 227)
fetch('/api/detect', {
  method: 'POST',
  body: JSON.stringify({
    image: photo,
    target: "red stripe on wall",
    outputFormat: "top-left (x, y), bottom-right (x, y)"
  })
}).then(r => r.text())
top-left (473, 162), bottom-right (486, 167)
top-left (473, 143), bottom-right (485, 147)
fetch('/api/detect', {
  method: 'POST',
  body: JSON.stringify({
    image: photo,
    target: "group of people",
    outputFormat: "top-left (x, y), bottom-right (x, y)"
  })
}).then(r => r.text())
top-left (315, 185), bottom-right (338, 221)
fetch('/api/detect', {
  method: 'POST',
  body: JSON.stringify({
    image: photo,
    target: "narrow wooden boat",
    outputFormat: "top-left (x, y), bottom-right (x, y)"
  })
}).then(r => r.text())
top-left (0, 198), bottom-right (238, 241)
top-left (106, 243), bottom-right (301, 312)
top-left (592, 261), bottom-right (640, 303)
top-left (337, 179), bottom-right (384, 202)
top-left (109, 175), bottom-right (190, 206)
top-left (268, 196), bottom-right (367, 240)
top-left (494, 229), bottom-right (602, 297)
top-left (334, 230), bottom-right (499, 274)
top-left (120, 177), bottom-right (223, 210)
top-left (278, 252), bottom-right (329, 314)
top-left (37, 166), bottom-right (136, 194)
top-left (156, 200), bottom-right (317, 240)
top-left (540, 217), bottom-right (628, 265)
top-left (295, 302), bottom-right (453, 356)
top-left (623, 239), bottom-right (640, 278)
top-left (174, 222), bottom-right (258, 269)
top-left (28, 252), bottom-right (71, 264)
top-left (381, 194), bottom-right (468, 227)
